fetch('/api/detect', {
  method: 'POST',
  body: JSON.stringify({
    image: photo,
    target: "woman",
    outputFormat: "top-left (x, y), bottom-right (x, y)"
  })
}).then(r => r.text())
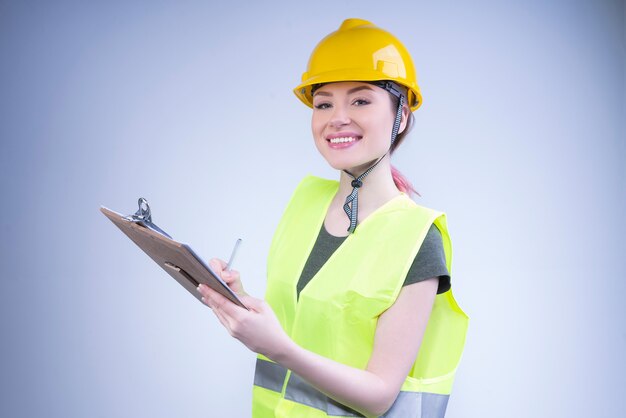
top-left (197, 19), bottom-right (468, 418)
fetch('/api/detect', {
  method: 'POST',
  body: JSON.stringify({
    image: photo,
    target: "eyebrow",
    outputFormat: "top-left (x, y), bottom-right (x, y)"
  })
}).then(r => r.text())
top-left (313, 85), bottom-right (375, 97)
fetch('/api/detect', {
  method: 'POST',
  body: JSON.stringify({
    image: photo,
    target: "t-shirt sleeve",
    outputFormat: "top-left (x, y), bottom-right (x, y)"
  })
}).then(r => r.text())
top-left (403, 223), bottom-right (451, 294)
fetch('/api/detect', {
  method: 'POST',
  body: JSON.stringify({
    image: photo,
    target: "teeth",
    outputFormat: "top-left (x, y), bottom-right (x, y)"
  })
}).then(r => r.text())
top-left (329, 136), bottom-right (357, 144)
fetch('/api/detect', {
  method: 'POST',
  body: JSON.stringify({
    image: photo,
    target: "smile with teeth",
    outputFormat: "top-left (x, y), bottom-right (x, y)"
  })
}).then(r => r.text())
top-left (328, 136), bottom-right (359, 144)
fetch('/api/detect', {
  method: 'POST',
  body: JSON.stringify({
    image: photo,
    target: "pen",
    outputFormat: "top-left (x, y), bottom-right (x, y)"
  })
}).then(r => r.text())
top-left (225, 238), bottom-right (242, 271)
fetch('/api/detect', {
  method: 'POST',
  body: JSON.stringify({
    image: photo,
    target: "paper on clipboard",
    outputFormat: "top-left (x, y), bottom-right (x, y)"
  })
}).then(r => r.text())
top-left (100, 200), bottom-right (248, 310)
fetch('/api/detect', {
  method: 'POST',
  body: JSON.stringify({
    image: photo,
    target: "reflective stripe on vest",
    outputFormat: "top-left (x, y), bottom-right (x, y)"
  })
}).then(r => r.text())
top-left (254, 358), bottom-right (449, 418)
top-left (253, 359), bottom-right (288, 393)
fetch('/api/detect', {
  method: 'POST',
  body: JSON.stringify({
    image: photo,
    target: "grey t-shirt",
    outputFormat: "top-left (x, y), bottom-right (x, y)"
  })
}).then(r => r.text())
top-left (296, 224), bottom-right (451, 299)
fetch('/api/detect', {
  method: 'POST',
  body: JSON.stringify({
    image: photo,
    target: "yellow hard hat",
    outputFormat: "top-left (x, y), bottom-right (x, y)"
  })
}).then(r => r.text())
top-left (294, 18), bottom-right (422, 111)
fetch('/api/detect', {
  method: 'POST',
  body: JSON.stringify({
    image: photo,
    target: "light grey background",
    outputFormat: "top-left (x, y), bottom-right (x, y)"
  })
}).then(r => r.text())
top-left (1, 1), bottom-right (624, 417)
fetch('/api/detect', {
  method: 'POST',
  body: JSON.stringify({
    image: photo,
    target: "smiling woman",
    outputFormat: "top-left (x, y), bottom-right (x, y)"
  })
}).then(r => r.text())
top-left (197, 18), bottom-right (468, 418)
top-left (311, 82), bottom-right (407, 174)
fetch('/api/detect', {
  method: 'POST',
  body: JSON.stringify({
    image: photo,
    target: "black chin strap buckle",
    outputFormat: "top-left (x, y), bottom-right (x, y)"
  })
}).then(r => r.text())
top-left (351, 179), bottom-right (363, 188)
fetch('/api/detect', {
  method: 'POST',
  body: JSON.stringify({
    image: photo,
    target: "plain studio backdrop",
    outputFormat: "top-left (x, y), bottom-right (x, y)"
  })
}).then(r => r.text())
top-left (0, 1), bottom-right (624, 417)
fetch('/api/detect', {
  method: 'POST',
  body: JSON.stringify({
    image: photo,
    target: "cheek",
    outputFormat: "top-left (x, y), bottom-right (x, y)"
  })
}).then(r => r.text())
top-left (311, 113), bottom-right (324, 137)
top-left (311, 114), bottom-right (330, 150)
top-left (310, 114), bottom-right (330, 156)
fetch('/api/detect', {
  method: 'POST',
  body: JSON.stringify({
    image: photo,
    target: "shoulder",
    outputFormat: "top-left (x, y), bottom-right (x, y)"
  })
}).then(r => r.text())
top-left (379, 196), bottom-right (446, 231)
top-left (403, 224), bottom-right (451, 292)
top-left (284, 175), bottom-right (338, 204)
top-left (273, 176), bottom-right (338, 236)
top-left (394, 198), bottom-right (453, 279)
top-left (404, 199), bottom-right (450, 243)
top-left (406, 199), bottom-right (445, 219)
top-left (294, 175), bottom-right (338, 195)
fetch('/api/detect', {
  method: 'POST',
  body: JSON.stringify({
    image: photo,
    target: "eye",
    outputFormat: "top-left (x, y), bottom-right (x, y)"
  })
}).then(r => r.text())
top-left (314, 102), bottom-right (332, 110)
top-left (353, 98), bottom-right (370, 106)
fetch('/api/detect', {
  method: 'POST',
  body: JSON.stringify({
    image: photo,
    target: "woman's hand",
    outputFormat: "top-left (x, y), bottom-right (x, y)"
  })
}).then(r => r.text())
top-left (197, 284), bottom-right (293, 361)
top-left (209, 258), bottom-right (247, 296)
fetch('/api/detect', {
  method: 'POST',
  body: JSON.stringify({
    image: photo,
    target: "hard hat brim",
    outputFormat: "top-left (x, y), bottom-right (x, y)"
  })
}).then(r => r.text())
top-left (294, 68), bottom-right (422, 111)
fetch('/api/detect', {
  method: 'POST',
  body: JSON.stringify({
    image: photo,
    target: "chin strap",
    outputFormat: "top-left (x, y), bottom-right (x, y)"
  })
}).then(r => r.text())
top-left (343, 159), bottom-right (384, 233)
top-left (343, 91), bottom-right (405, 233)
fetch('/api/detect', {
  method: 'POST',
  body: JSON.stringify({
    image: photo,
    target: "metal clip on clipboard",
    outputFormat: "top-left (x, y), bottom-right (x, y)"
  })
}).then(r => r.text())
top-left (124, 197), bottom-right (173, 239)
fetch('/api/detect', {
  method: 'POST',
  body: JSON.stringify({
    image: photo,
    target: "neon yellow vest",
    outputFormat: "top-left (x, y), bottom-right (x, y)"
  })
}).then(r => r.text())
top-left (253, 176), bottom-right (468, 417)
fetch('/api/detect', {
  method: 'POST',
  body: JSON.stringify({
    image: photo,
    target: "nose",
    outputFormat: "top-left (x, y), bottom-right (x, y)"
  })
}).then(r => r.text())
top-left (329, 104), bottom-right (351, 128)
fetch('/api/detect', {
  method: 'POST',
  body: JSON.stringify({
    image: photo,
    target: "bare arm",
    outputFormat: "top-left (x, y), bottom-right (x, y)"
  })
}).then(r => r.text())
top-left (198, 276), bottom-right (438, 417)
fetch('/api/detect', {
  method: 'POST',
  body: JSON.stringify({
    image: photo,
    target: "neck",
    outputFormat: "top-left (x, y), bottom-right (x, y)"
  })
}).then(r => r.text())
top-left (324, 156), bottom-right (403, 236)
top-left (337, 156), bottom-right (401, 216)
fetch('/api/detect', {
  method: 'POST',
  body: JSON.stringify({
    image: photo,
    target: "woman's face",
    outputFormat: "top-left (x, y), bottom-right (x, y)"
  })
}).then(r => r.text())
top-left (311, 81), bottom-right (403, 173)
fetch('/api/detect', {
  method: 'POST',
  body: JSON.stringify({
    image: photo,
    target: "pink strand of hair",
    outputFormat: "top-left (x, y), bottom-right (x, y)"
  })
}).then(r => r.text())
top-left (391, 165), bottom-right (420, 197)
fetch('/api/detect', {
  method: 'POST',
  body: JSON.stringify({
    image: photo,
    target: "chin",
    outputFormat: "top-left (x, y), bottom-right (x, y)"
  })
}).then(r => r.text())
top-left (322, 156), bottom-right (356, 171)
top-left (324, 159), bottom-right (371, 174)
top-left (319, 150), bottom-right (382, 173)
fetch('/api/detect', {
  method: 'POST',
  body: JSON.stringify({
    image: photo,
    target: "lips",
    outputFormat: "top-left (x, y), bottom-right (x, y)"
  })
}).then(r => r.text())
top-left (326, 133), bottom-right (362, 148)
top-left (329, 136), bottom-right (358, 144)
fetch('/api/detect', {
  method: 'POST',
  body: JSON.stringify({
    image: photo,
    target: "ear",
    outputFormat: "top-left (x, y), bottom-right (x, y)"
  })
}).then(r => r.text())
top-left (398, 104), bottom-right (411, 134)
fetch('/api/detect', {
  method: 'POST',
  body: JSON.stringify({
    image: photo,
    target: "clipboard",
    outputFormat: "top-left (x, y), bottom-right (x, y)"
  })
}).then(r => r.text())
top-left (101, 199), bottom-right (248, 310)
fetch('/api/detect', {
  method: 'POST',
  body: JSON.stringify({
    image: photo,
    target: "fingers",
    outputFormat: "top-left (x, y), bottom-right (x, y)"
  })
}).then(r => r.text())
top-left (208, 258), bottom-right (240, 277)
top-left (198, 285), bottom-right (257, 343)
top-left (210, 258), bottom-right (240, 283)
top-left (239, 295), bottom-right (265, 313)
top-left (221, 268), bottom-right (240, 285)
top-left (198, 284), bottom-right (224, 308)
top-left (210, 302), bottom-right (228, 325)
top-left (198, 284), bottom-right (237, 333)
top-left (213, 306), bottom-right (236, 334)
top-left (209, 259), bottom-right (227, 281)
top-left (209, 258), bottom-right (227, 271)
top-left (198, 284), bottom-right (244, 319)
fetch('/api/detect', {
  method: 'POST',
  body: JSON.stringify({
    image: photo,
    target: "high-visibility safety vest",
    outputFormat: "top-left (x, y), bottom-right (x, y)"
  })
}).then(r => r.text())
top-left (253, 176), bottom-right (468, 417)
